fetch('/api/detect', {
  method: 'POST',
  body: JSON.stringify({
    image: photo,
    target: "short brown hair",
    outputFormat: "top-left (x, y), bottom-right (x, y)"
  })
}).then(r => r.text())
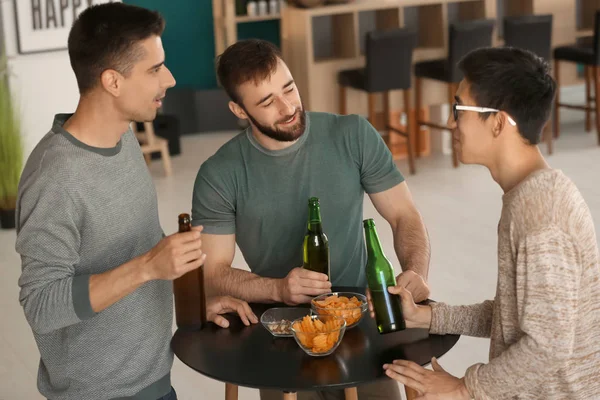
top-left (216, 39), bottom-right (282, 104)
top-left (68, 3), bottom-right (165, 94)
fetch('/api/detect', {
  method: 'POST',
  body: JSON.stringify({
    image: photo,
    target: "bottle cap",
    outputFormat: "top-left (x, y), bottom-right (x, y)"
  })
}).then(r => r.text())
top-left (363, 218), bottom-right (375, 227)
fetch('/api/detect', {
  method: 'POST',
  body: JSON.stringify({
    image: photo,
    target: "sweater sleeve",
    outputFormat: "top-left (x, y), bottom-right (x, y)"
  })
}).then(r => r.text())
top-left (429, 300), bottom-right (494, 338)
top-left (464, 227), bottom-right (580, 399)
top-left (16, 179), bottom-right (96, 335)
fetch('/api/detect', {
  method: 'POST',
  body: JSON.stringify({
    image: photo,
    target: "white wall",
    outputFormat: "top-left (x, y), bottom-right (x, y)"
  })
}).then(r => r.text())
top-left (1, 0), bottom-right (80, 160)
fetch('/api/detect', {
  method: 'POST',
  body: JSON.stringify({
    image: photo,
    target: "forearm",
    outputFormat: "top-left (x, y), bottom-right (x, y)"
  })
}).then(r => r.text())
top-left (392, 211), bottom-right (430, 279)
top-left (430, 301), bottom-right (494, 338)
top-left (19, 256), bottom-right (149, 334)
top-left (206, 264), bottom-right (282, 303)
top-left (89, 255), bottom-right (149, 313)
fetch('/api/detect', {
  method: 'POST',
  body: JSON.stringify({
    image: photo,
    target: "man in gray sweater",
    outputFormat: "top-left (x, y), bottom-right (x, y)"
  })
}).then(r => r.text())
top-left (15, 4), bottom-right (257, 400)
top-left (380, 48), bottom-right (600, 399)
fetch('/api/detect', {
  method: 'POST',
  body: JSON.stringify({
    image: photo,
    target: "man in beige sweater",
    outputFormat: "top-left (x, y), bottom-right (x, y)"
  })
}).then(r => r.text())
top-left (378, 47), bottom-right (600, 399)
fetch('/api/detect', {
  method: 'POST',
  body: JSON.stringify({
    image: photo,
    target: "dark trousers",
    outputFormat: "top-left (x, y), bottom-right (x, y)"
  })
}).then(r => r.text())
top-left (158, 387), bottom-right (178, 400)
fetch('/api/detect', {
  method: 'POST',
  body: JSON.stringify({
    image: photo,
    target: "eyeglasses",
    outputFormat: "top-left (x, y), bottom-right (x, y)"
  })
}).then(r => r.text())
top-left (452, 103), bottom-right (517, 126)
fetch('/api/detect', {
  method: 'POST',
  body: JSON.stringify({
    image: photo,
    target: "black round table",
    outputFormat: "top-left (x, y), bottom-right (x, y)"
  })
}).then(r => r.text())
top-left (171, 287), bottom-right (460, 400)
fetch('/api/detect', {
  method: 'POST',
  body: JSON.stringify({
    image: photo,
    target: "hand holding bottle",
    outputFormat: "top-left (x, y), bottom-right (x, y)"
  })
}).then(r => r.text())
top-left (278, 267), bottom-right (331, 305)
top-left (395, 270), bottom-right (430, 303)
top-left (366, 285), bottom-right (432, 329)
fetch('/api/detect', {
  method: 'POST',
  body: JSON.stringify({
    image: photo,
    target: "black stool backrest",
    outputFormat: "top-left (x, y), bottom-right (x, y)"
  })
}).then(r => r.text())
top-left (365, 28), bottom-right (417, 92)
top-left (594, 10), bottom-right (600, 63)
top-left (448, 19), bottom-right (495, 82)
top-left (503, 14), bottom-right (553, 61)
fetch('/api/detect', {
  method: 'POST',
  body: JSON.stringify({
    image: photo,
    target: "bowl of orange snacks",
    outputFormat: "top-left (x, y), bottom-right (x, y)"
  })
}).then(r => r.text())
top-left (291, 315), bottom-right (346, 357)
top-left (311, 292), bottom-right (368, 329)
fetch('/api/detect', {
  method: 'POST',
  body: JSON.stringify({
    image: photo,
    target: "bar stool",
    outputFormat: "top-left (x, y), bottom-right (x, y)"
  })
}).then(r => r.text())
top-left (414, 19), bottom-right (495, 167)
top-left (503, 14), bottom-right (554, 154)
top-left (553, 9), bottom-right (600, 145)
top-left (338, 28), bottom-right (418, 174)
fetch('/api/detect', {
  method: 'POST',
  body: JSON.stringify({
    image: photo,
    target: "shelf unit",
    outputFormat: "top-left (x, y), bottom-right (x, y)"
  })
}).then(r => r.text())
top-left (235, 14), bottom-right (282, 23)
top-left (212, 0), bottom-right (283, 56)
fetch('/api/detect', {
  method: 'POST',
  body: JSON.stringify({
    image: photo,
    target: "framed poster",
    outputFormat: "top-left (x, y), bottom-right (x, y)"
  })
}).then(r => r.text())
top-left (13, 0), bottom-right (122, 55)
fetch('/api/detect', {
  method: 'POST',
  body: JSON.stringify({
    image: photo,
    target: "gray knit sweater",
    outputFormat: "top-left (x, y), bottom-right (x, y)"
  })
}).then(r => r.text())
top-left (430, 169), bottom-right (600, 399)
top-left (15, 114), bottom-right (173, 400)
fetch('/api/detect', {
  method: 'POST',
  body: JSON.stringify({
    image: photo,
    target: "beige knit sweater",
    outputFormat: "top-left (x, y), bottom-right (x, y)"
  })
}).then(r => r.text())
top-left (430, 169), bottom-right (600, 400)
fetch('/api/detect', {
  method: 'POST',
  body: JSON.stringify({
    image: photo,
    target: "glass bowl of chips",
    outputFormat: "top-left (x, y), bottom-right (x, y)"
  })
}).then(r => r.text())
top-left (261, 307), bottom-right (312, 337)
top-left (291, 314), bottom-right (347, 357)
top-left (311, 292), bottom-right (368, 329)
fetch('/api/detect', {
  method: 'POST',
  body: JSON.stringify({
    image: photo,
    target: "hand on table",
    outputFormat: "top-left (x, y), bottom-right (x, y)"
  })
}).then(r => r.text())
top-left (384, 357), bottom-right (471, 400)
top-left (278, 267), bottom-right (331, 305)
top-left (206, 295), bottom-right (259, 328)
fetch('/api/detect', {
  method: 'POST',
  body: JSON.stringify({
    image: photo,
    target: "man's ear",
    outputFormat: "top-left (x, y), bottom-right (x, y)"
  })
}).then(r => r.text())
top-left (229, 101), bottom-right (248, 120)
top-left (491, 113), bottom-right (506, 139)
top-left (100, 69), bottom-right (123, 97)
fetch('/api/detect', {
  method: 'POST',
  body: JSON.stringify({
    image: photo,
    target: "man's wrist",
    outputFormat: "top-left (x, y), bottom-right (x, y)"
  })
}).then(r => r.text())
top-left (134, 253), bottom-right (153, 284)
top-left (416, 304), bottom-right (432, 329)
top-left (272, 278), bottom-right (284, 303)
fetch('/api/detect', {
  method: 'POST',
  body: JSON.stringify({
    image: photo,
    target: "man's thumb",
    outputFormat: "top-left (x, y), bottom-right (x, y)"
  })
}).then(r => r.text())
top-left (431, 357), bottom-right (446, 372)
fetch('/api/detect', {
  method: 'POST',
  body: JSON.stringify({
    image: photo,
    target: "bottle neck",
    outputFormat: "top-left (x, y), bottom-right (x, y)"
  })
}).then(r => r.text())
top-left (364, 223), bottom-right (385, 259)
top-left (308, 204), bottom-right (323, 233)
top-left (178, 214), bottom-right (191, 233)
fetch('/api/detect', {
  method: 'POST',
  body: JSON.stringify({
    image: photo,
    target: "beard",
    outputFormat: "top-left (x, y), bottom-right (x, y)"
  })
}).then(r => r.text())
top-left (245, 107), bottom-right (307, 142)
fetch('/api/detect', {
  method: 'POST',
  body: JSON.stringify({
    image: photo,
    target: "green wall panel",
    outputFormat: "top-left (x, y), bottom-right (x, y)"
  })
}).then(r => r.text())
top-left (124, 1), bottom-right (280, 89)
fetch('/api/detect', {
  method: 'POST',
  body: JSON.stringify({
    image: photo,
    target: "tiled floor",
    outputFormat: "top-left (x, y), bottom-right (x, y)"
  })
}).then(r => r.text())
top-left (1, 89), bottom-right (599, 400)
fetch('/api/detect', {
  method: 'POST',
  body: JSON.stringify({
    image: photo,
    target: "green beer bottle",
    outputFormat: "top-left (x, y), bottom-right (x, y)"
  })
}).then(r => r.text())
top-left (363, 218), bottom-right (406, 334)
top-left (303, 197), bottom-right (331, 281)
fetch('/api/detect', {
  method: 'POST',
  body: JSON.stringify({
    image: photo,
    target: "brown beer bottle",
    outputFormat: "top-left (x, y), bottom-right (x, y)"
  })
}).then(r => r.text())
top-left (173, 213), bottom-right (207, 330)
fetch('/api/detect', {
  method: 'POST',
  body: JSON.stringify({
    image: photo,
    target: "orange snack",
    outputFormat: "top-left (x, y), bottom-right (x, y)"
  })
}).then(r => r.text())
top-left (312, 295), bottom-right (365, 326)
top-left (293, 316), bottom-right (343, 353)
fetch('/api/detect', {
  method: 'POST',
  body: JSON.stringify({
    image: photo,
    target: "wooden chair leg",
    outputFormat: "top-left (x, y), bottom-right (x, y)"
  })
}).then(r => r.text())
top-left (448, 83), bottom-right (459, 168)
top-left (225, 383), bottom-right (238, 400)
top-left (344, 387), bottom-right (358, 400)
top-left (384, 91), bottom-right (396, 143)
top-left (339, 85), bottom-right (347, 115)
top-left (143, 153), bottom-right (151, 165)
top-left (160, 143), bottom-right (173, 177)
top-left (594, 66), bottom-right (600, 145)
top-left (404, 89), bottom-right (416, 175)
top-left (553, 60), bottom-right (560, 139)
top-left (368, 93), bottom-right (377, 126)
top-left (585, 65), bottom-right (592, 132)
top-left (415, 77), bottom-right (422, 158)
top-left (404, 386), bottom-right (419, 400)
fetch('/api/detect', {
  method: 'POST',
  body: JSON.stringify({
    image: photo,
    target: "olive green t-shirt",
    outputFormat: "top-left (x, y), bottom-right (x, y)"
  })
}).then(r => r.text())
top-left (192, 111), bottom-right (404, 287)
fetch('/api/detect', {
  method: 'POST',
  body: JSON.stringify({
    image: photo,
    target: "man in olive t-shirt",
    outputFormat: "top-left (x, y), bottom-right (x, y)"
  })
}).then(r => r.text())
top-left (192, 39), bottom-right (431, 400)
